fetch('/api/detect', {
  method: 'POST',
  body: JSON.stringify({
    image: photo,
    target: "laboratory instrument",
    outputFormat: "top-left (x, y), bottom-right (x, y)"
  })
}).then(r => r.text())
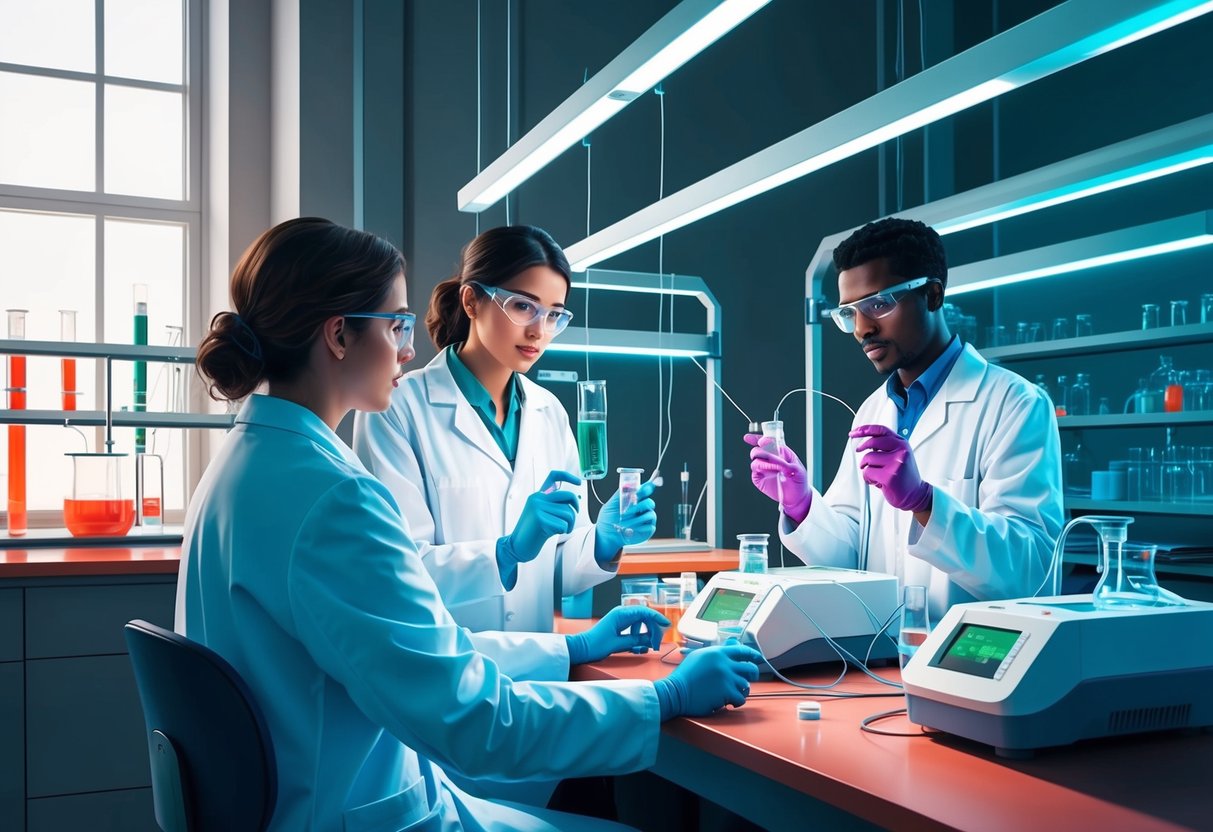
top-left (60, 309), bottom-right (77, 411)
top-left (761, 420), bottom-right (786, 502)
top-left (617, 467), bottom-right (643, 513)
top-left (576, 379), bottom-right (607, 480)
top-left (737, 533), bottom-right (770, 574)
top-left (64, 452), bottom-right (135, 537)
top-left (902, 595), bottom-right (1213, 757)
top-left (133, 284), bottom-right (148, 454)
top-left (678, 566), bottom-right (900, 670)
top-left (6, 309), bottom-right (27, 536)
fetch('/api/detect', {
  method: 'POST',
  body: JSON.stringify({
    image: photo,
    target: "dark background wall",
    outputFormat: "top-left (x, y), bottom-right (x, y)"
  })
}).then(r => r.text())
top-left (371, 1), bottom-right (1213, 546)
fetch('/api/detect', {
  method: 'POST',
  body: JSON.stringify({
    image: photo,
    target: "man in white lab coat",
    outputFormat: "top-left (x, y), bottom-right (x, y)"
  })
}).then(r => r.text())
top-left (747, 217), bottom-right (1064, 621)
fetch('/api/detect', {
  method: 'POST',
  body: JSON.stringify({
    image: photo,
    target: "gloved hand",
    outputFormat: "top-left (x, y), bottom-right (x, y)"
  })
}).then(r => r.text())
top-left (594, 480), bottom-right (658, 563)
top-left (653, 643), bottom-right (764, 720)
top-left (743, 433), bottom-right (812, 525)
top-left (565, 605), bottom-right (670, 664)
top-left (850, 424), bottom-right (933, 513)
top-left (499, 471), bottom-right (582, 576)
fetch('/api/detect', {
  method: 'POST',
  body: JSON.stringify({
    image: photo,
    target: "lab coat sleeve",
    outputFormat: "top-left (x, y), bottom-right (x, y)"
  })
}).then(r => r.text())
top-left (287, 475), bottom-right (661, 781)
top-left (466, 630), bottom-right (570, 682)
top-left (778, 445), bottom-right (865, 569)
top-left (907, 385), bottom-right (1063, 601)
top-left (354, 406), bottom-right (509, 609)
top-left (554, 408), bottom-right (617, 597)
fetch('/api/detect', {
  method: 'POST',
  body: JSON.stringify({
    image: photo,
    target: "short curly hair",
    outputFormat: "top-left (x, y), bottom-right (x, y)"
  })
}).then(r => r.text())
top-left (832, 217), bottom-right (947, 288)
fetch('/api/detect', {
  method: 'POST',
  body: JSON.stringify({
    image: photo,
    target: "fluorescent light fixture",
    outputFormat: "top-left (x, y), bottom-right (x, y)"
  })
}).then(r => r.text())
top-left (947, 211), bottom-right (1213, 296)
top-left (458, 0), bottom-right (770, 212)
top-left (550, 326), bottom-right (719, 358)
top-left (544, 343), bottom-right (710, 358)
top-left (565, 0), bottom-right (1213, 272)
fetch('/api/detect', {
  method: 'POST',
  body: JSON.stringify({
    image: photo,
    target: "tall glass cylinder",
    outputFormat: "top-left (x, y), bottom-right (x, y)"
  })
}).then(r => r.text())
top-left (60, 309), bottom-right (78, 411)
top-left (898, 585), bottom-right (930, 670)
top-left (737, 533), bottom-right (769, 574)
top-left (133, 284), bottom-right (148, 453)
top-left (6, 310), bottom-right (28, 535)
top-left (576, 380), bottom-right (607, 480)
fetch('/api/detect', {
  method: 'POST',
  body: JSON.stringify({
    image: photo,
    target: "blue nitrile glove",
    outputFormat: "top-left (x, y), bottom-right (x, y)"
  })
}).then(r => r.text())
top-left (497, 470), bottom-right (582, 585)
top-left (566, 606), bottom-right (670, 664)
top-left (653, 643), bottom-right (763, 720)
top-left (594, 480), bottom-right (658, 563)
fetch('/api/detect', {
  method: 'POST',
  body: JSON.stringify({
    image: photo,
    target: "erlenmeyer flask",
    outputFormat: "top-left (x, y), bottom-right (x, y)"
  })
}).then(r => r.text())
top-left (1093, 538), bottom-right (1185, 609)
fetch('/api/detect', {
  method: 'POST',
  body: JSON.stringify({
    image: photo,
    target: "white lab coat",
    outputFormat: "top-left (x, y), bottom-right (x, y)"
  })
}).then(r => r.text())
top-left (354, 348), bottom-right (615, 633)
top-left (781, 344), bottom-right (1064, 622)
top-left (176, 394), bottom-right (656, 832)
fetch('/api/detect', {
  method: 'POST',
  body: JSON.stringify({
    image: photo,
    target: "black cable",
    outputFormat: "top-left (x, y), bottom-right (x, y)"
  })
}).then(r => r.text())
top-left (860, 707), bottom-right (934, 737)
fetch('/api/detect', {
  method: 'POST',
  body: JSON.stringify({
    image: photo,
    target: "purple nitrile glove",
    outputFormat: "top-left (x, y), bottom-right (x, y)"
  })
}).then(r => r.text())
top-left (849, 424), bottom-right (933, 513)
top-left (743, 433), bottom-right (812, 525)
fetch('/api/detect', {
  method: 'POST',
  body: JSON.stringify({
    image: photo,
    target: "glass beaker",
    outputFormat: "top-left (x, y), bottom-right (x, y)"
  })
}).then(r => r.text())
top-left (576, 380), bottom-right (608, 480)
top-left (60, 310), bottom-right (78, 411)
top-left (1068, 373), bottom-right (1091, 416)
top-left (898, 585), bottom-right (930, 670)
top-left (64, 452), bottom-right (135, 537)
top-left (1170, 299), bottom-right (1189, 327)
top-left (1202, 293), bottom-right (1213, 324)
top-left (136, 453), bottom-right (164, 527)
top-left (761, 420), bottom-right (786, 502)
top-left (1142, 303), bottom-right (1160, 330)
top-left (737, 533), bottom-right (769, 574)
top-left (1050, 317), bottom-right (1070, 341)
top-left (674, 502), bottom-right (693, 540)
top-left (6, 309), bottom-right (28, 536)
top-left (1075, 313), bottom-right (1094, 338)
top-left (656, 586), bottom-right (681, 645)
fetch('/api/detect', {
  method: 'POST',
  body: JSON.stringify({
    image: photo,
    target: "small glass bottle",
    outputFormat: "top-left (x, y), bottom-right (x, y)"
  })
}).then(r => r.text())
top-left (1034, 374), bottom-right (1052, 404)
top-left (1170, 299), bottom-right (1189, 327)
top-left (1068, 373), bottom-right (1091, 416)
top-left (1074, 313), bottom-right (1094, 338)
top-left (1054, 374), bottom-right (1069, 417)
top-left (1097, 396), bottom-right (1111, 416)
top-left (1142, 303), bottom-right (1160, 330)
top-left (1147, 356), bottom-right (1176, 414)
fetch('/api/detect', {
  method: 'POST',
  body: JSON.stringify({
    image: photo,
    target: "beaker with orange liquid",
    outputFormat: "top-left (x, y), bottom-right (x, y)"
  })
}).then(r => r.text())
top-left (655, 586), bottom-right (683, 645)
top-left (6, 309), bottom-right (28, 536)
top-left (64, 452), bottom-right (134, 537)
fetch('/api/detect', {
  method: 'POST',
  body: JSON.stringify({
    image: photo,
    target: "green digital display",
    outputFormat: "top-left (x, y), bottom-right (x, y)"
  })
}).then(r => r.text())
top-left (698, 588), bottom-right (755, 623)
top-left (934, 624), bottom-right (1022, 679)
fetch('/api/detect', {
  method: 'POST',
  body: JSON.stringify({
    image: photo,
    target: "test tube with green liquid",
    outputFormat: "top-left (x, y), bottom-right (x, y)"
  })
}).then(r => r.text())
top-left (133, 284), bottom-right (148, 453)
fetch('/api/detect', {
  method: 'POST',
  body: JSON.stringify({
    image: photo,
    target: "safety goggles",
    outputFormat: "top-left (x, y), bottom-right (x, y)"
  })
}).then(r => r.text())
top-left (344, 312), bottom-right (417, 352)
top-left (824, 277), bottom-right (940, 334)
top-left (470, 281), bottom-right (574, 335)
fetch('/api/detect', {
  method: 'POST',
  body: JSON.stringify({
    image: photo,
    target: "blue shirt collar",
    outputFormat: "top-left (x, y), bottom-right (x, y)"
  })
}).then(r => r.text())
top-left (446, 346), bottom-right (523, 419)
top-left (886, 334), bottom-right (964, 411)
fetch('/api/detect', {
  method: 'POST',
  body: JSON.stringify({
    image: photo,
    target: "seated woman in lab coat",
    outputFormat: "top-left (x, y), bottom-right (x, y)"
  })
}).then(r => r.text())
top-left (354, 225), bottom-right (656, 634)
top-left (179, 217), bottom-right (762, 832)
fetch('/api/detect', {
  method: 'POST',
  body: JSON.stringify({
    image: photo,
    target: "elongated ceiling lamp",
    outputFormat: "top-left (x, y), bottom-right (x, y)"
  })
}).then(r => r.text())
top-left (457, 0), bottom-right (771, 212)
top-left (564, 0), bottom-right (1213, 271)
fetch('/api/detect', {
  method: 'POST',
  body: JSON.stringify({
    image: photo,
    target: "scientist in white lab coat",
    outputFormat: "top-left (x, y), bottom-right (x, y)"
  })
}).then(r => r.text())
top-left (747, 217), bottom-right (1064, 621)
top-left (178, 217), bottom-right (762, 832)
top-left (355, 225), bottom-right (657, 633)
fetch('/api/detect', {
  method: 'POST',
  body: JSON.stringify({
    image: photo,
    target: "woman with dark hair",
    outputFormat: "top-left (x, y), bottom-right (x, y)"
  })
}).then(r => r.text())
top-left (181, 217), bottom-right (761, 831)
top-left (355, 226), bottom-right (656, 637)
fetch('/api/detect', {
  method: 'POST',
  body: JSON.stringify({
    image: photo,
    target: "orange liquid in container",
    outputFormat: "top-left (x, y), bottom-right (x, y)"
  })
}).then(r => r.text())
top-left (141, 497), bottom-right (162, 520)
top-left (656, 604), bottom-right (684, 645)
top-left (64, 498), bottom-right (135, 537)
top-left (1165, 383), bottom-right (1184, 413)
top-left (7, 355), bottom-right (26, 535)
top-left (61, 358), bottom-right (77, 410)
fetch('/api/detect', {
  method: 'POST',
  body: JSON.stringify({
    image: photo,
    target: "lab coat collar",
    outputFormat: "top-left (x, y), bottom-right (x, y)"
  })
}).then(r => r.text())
top-left (910, 343), bottom-right (987, 447)
top-left (235, 394), bottom-right (355, 465)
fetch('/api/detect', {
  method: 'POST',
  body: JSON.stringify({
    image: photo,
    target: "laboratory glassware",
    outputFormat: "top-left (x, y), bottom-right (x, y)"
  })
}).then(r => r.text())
top-left (656, 586), bottom-right (681, 645)
top-left (1015, 322), bottom-right (1029, 344)
top-left (1202, 293), bottom-right (1213, 324)
top-left (1097, 397), bottom-right (1111, 415)
top-left (1054, 375), bottom-right (1069, 417)
top-left (64, 452), bottom-right (135, 537)
top-left (1068, 373), bottom-right (1091, 416)
top-left (1074, 313), bottom-right (1093, 338)
top-left (677, 572), bottom-right (699, 646)
top-left (6, 309), bottom-right (27, 535)
top-left (1141, 303), bottom-right (1160, 330)
top-left (737, 533), bottom-right (769, 575)
top-left (133, 284), bottom-right (148, 454)
top-left (985, 325), bottom-right (1008, 348)
top-left (674, 503), bottom-right (693, 540)
top-left (761, 419), bottom-right (786, 502)
top-left (616, 467), bottom-right (643, 514)
top-left (1050, 317), bottom-right (1070, 341)
top-left (1034, 374), bottom-right (1052, 405)
top-left (60, 309), bottom-right (77, 411)
top-left (898, 585), bottom-right (930, 670)
top-left (576, 380), bottom-right (607, 480)
top-left (1148, 356), bottom-right (1177, 414)
top-left (1170, 299), bottom-right (1188, 327)
top-left (136, 452), bottom-right (164, 527)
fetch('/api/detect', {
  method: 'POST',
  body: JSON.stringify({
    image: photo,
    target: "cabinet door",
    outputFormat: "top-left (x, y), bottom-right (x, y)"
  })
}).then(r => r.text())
top-left (0, 589), bottom-right (21, 662)
top-left (25, 581), bottom-right (175, 659)
top-left (27, 787), bottom-right (157, 832)
top-left (25, 654), bottom-right (150, 797)
top-left (0, 662), bottom-right (23, 832)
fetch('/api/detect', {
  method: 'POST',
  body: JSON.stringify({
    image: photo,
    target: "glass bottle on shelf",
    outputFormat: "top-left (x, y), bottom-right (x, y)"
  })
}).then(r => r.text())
top-left (1034, 374), bottom-right (1052, 405)
top-left (1068, 373), bottom-right (1091, 416)
top-left (1143, 356), bottom-right (1176, 414)
top-left (1097, 396), bottom-right (1111, 416)
top-left (1054, 374), bottom-right (1069, 417)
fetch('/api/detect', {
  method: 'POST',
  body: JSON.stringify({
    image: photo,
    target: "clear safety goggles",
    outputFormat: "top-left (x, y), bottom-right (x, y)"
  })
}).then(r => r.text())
top-left (824, 277), bottom-right (940, 334)
top-left (345, 312), bottom-right (417, 352)
top-left (470, 281), bottom-right (575, 335)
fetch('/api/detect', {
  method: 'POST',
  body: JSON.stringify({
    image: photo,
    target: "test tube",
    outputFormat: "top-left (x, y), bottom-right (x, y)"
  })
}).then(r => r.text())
top-left (60, 310), bottom-right (77, 411)
top-left (576, 380), bottom-right (608, 480)
top-left (617, 467), bottom-right (644, 514)
top-left (133, 284), bottom-right (148, 454)
top-left (762, 420), bottom-right (787, 502)
top-left (136, 453), bottom-right (164, 527)
top-left (6, 309), bottom-right (28, 536)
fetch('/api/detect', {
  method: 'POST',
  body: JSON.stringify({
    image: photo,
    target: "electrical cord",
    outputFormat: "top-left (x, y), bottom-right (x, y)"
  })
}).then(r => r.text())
top-left (860, 707), bottom-right (935, 737)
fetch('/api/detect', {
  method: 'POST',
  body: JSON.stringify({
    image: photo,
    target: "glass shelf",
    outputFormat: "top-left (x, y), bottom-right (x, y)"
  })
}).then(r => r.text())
top-left (1057, 411), bottom-right (1213, 428)
top-left (0, 338), bottom-right (195, 363)
top-left (983, 321), bottom-right (1213, 362)
top-left (1065, 498), bottom-right (1213, 516)
top-left (0, 408), bottom-right (233, 430)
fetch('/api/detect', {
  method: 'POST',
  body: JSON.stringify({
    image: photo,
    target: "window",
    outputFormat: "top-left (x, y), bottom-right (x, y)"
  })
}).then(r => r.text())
top-left (0, 0), bottom-right (200, 524)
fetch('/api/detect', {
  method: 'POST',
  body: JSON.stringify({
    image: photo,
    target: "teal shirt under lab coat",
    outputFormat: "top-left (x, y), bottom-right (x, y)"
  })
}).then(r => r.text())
top-left (447, 346), bottom-right (523, 464)
top-left (175, 394), bottom-right (658, 831)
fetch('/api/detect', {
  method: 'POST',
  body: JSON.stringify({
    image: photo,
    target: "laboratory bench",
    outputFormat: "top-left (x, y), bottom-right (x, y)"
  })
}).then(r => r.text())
top-left (562, 623), bottom-right (1212, 832)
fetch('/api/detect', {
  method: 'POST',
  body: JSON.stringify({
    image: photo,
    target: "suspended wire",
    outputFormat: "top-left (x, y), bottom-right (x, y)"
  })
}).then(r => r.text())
top-left (895, 0), bottom-right (905, 212)
top-left (475, 0), bottom-right (482, 236)
top-left (504, 0), bottom-right (511, 226)
top-left (584, 137), bottom-right (592, 384)
top-left (654, 86), bottom-right (675, 480)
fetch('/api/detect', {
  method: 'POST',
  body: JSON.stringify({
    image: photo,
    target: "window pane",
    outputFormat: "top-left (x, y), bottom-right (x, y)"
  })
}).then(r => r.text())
top-left (0, 72), bottom-right (95, 191)
top-left (0, 0), bottom-right (95, 73)
top-left (103, 218), bottom-right (186, 512)
top-left (0, 209), bottom-right (97, 514)
top-left (104, 85), bottom-right (183, 199)
top-left (105, 0), bottom-right (183, 84)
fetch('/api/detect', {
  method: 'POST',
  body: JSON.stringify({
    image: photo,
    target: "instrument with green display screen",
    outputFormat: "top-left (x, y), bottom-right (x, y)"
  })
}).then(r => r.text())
top-left (677, 566), bottom-right (899, 670)
top-left (902, 595), bottom-right (1213, 758)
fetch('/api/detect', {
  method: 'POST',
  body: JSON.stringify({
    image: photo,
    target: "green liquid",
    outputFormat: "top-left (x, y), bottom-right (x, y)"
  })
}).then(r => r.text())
top-left (134, 313), bottom-right (148, 452)
top-left (577, 419), bottom-right (608, 480)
